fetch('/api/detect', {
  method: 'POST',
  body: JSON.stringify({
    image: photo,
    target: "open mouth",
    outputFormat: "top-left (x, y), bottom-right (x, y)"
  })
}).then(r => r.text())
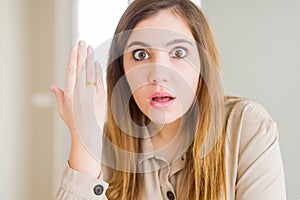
top-left (149, 92), bottom-right (175, 108)
top-left (151, 96), bottom-right (175, 102)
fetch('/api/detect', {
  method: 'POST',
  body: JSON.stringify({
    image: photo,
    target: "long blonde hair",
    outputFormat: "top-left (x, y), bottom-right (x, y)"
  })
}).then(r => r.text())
top-left (104, 0), bottom-right (227, 199)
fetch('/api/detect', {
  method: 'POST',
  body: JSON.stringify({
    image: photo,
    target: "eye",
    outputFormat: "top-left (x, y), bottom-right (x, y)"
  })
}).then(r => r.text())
top-left (132, 49), bottom-right (150, 61)
top-left (170, 47), bottom-right (188, 58)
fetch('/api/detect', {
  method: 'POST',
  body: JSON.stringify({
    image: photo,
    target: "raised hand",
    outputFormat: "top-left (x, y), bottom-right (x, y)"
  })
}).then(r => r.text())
top-left (51, 41), bottom-right (106, 177)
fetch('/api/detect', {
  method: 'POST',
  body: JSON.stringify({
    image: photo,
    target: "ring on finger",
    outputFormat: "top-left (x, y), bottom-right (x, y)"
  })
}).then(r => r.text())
top-left (86, 81), bottom-right (97, 87)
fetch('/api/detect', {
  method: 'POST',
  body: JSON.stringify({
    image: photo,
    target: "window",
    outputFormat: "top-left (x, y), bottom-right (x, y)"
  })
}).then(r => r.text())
top-left (77, 0), bottom-right (201, 47)
top-left (77, 0), bottom-right (129, 47)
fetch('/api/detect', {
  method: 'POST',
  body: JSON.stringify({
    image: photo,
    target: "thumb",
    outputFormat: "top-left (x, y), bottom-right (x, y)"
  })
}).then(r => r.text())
top-left (50, 85), bottom-right (64, 111)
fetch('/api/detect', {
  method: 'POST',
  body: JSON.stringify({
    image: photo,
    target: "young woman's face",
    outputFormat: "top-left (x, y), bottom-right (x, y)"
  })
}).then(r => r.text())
top-left (123, 10), bottom-right (200, 124)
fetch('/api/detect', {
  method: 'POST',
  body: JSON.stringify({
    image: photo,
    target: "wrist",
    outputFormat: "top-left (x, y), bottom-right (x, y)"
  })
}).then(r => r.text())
top-left (68, 137), bottom-right (102, 178)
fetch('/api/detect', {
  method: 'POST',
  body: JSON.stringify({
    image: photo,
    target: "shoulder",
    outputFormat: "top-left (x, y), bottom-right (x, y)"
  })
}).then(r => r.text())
top-left (224, 97), bottom-right (286, 199)
top-left (225, 96), bottom-right (279, 151)
top-left (225, 96), bottom-right (278, 137)
top-left (225, 96), bottom-right (280, 178)
top-left (225, 96), bottom-right (274, 122)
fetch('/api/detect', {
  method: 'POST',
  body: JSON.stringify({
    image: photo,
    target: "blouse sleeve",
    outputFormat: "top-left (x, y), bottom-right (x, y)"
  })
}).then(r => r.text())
top-left (235, 101), bottom-right (286, 200)
top-left (55, 165), bottom-right (109, 200)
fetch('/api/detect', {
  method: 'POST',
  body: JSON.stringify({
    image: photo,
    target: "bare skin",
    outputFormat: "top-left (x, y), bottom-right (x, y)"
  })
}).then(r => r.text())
top-left (51, 10), bottom-right (199, 177)
top-left (51, 41), bottom-right (105, 177)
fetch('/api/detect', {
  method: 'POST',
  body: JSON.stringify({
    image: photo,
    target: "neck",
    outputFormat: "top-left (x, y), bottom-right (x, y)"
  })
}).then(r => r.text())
top-left (151, 118), bottom-right (181, 150)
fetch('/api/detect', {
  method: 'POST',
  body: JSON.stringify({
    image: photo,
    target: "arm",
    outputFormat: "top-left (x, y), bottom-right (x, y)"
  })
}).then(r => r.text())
top-left (55, 165), bottom-right (108, 200)
top-left (235, 102), bottom-right (286, 200)
top-left (52, 41), bottom-right (108, 199)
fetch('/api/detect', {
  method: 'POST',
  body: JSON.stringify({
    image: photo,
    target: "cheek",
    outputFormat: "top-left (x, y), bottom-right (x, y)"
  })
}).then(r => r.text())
top-left (179, 66), bottom-right (200, 94)
top-left (124, 66), bottom-right (153, 95)
top-left (185, 53), bottom-right (201, 92)
top-left (190, 74), bottom-right (200, 93)
top-left (123, 53), bottom-right (132, 72)
top-left (131, 87), bottom-right (153, 119)
top-left (132, 87), bottom-right (146, 102)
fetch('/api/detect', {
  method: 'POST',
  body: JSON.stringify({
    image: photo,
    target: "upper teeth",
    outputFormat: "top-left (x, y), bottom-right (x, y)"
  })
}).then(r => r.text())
top-left (152, 97), bottom-right (172, 101)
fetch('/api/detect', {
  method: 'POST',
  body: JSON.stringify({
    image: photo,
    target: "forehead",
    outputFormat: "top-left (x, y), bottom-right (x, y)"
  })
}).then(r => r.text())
top-left (127, 10), bottom-right (195, 47)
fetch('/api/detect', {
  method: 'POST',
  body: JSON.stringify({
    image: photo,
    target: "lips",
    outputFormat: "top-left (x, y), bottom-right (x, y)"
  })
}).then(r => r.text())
top-left (149, 92), bottom-right (175, 108)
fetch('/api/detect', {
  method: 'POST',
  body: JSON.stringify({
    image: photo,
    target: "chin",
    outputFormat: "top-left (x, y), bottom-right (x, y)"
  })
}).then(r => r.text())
top-left (147, 110), bottom-right (182, 125)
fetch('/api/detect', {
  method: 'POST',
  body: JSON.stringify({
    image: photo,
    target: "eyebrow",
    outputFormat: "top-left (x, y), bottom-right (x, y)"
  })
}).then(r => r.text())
top-left (126, 38), bottom-right (194, 50)
top-left (165, 39), bottom-right (193, 47)
top-left (126, 41), bottom-right (151, 50)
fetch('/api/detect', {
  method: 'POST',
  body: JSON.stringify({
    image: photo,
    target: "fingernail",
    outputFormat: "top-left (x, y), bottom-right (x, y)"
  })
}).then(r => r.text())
top-left (79, 40), bottom-right (85, 47)
top-left (87, 45), bottom-right (93, 55)
top-left (71, 46), bottom-right (77, 52)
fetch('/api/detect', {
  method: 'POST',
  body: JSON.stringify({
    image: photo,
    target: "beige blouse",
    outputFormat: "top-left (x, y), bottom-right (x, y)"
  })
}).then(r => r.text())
top-left (56, 97), bottom-right (286, 200)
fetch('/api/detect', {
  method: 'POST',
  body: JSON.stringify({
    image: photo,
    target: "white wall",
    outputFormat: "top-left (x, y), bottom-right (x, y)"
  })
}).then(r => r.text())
top-left (0, 0), bottom-right (59, 199)
top-left (0, 0), bottom-right (31, 199)
top-left (202, 0), bottom-right (300, 199)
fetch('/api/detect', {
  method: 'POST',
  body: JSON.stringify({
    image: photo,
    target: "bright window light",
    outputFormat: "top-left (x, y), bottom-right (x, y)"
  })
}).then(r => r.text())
top-left (78, 0), bottom-right (201, 47)
top-left (78, 0), bottom-right (128, 47)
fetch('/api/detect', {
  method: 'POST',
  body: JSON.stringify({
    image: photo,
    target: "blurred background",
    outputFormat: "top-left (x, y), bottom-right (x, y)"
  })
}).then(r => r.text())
top-left (0, 0), bottom-right (299, 199)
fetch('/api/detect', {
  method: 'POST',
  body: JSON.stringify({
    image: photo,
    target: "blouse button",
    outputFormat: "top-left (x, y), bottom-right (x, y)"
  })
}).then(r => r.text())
top-left (166, 191), bottom-right (175, 200)
top-left (93, 184), bottom-right (104, 196)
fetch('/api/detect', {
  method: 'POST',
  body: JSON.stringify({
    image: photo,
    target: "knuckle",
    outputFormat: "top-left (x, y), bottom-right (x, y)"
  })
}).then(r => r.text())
top-left (67, 66), bottom-right (75, 74)
top-left (78, 61), bottom-right (85, 69)
top-left (87, 70), bottom-right (94, 77)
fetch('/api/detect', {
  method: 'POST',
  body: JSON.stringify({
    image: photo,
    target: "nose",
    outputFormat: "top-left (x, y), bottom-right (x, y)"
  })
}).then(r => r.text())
top-left (148, 51), bottom-right (171, 83)
top-left (149, 68), bottom-right (169, 83)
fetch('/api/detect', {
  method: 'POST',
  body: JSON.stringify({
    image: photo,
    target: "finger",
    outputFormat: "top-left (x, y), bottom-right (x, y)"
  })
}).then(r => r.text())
top-left (86, 45), bottom-right (96, 83)
top-left (50, 85), bottom-right (64, 115)
top-left (77, 41), bottom-right (87, 89)
top-left (77, 40), bottom-right (86, 78)
top-left (65, 46), bottom-right (77, 96)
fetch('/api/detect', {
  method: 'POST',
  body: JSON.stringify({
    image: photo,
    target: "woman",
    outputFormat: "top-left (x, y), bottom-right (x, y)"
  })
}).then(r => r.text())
top-left (52, 0), bottom-right (286, 199)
